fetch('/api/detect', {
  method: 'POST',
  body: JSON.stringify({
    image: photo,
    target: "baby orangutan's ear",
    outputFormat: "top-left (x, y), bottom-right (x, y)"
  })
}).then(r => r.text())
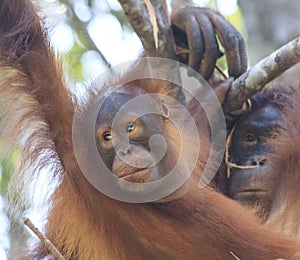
top-left (159, 98), bottom-right (172, 120)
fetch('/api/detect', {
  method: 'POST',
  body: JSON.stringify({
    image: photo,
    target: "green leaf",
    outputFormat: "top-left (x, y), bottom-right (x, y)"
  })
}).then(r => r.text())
top-left (63, 41), bottom-right (86, 81)
top-left (0, 149), bottom-right (19, 194)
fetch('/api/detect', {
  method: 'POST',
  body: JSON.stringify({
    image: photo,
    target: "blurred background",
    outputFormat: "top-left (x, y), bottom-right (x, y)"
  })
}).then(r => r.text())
top-left (0, 0), bottom-right (299, 258)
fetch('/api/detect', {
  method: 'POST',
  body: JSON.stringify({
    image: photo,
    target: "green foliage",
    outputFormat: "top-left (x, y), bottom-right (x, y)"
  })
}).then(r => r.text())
top-left (225, 7), bottom-right (247, 39)
top-left (63, 41), bottom-right (85, 81)
top-left (110, 9), bottom-right (132, 30)
top-left (208, 0), bottom-right (218, 10)
top-left (0, 149), bottom-right (19, 195)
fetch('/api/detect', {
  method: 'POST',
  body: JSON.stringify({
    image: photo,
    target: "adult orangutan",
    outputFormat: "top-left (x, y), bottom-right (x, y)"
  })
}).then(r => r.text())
top-left (227, 87), bottom-right (287, 216)
top-left (1, 0), bottom-right (300, 259)
top-left (227, 64), bottom-right (300, 237)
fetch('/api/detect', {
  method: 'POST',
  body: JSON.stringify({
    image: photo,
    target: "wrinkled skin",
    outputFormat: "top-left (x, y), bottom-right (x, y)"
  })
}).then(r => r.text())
top-left (227, 90), bottom-right (284, 217)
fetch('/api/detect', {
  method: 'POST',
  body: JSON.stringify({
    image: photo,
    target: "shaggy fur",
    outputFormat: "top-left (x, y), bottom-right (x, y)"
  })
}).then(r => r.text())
top-left (1, 0), bottom-right (300, 259)
top-left (264, 82), bottom-right (300, 239)
top-left (227, 74), bottom-right (300, 239)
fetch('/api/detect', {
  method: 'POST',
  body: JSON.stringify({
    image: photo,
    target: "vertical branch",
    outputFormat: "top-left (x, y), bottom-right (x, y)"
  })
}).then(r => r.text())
top-left (117, 0), bottom-right (184, 102)
top-left (117, 0), bottom-right (157, 56)
top-left (151, 0), bottom-right (176, 59)
top-left (117, 0), bottom-right (176, 58)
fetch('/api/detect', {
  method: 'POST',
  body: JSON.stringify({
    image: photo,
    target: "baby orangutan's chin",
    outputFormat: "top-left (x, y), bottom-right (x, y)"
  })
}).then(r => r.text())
top-left (115, 166), bottom-right (189, 202)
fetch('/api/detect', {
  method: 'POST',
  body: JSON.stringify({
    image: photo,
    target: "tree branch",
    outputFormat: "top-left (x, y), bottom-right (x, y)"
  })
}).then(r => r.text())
top-left (223, 37), bottom-right (300, 113)
top-left (23, 218), bottom-right (65, 260)
top-left (151, 0), bottom-right (176, 59)
top-left (117, 0), bottom-right (175, 58)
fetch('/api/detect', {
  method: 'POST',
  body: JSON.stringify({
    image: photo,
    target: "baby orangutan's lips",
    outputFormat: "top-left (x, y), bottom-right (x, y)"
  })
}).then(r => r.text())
top-left (118, 166), bottom-right (153, 183)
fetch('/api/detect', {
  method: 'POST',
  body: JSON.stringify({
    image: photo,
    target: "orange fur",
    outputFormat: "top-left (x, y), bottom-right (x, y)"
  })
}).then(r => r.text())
top-left (264, 79), bottom-right (300, 238)
top-left (1, 0), bottom-right (300, 259)
top-left (225, 67), bottom-right (300, 239)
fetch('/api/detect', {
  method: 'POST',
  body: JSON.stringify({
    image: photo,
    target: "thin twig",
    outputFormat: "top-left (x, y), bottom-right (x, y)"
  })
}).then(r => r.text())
top-left (214, 65), bottom-right (228, 80)
top-left (23, 218), bottom-right (65, 260)
top-left (229, 251), bottom-right (240, 260)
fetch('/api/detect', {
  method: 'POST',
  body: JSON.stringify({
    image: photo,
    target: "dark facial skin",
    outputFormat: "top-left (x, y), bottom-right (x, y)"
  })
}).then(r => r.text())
top-left (228, 101), bottom-right (282, 214)
top-left (95, 86), bottom-right (177, 188)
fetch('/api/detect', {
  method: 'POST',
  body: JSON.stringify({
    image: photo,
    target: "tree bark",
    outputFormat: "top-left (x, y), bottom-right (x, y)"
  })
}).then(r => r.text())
top-left (223, 37), bottom-right (300, 113)
top-left (117, 0), bottom-right (175, 59)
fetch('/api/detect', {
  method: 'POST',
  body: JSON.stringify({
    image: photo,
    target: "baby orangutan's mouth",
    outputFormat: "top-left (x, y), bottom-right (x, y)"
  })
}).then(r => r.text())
top-left (116, 165), bottom-right (154, 183)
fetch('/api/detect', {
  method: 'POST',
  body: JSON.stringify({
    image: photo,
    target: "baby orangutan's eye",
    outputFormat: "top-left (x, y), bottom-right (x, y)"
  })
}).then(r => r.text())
top-left (103, 131), bottom-right (112, 142)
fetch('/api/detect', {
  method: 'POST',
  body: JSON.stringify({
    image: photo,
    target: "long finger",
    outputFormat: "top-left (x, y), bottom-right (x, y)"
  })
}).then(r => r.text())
top-left (196, 14), bottom-right (219, 79)
top-left (171, 9), bottom-right (204, 71)
top-left (207, 10), bottom-right (247, 77)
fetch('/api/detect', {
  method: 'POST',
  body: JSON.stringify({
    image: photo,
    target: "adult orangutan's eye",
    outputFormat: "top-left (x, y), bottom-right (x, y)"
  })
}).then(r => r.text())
top-left (126, 123), bottom-right (135, 133)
